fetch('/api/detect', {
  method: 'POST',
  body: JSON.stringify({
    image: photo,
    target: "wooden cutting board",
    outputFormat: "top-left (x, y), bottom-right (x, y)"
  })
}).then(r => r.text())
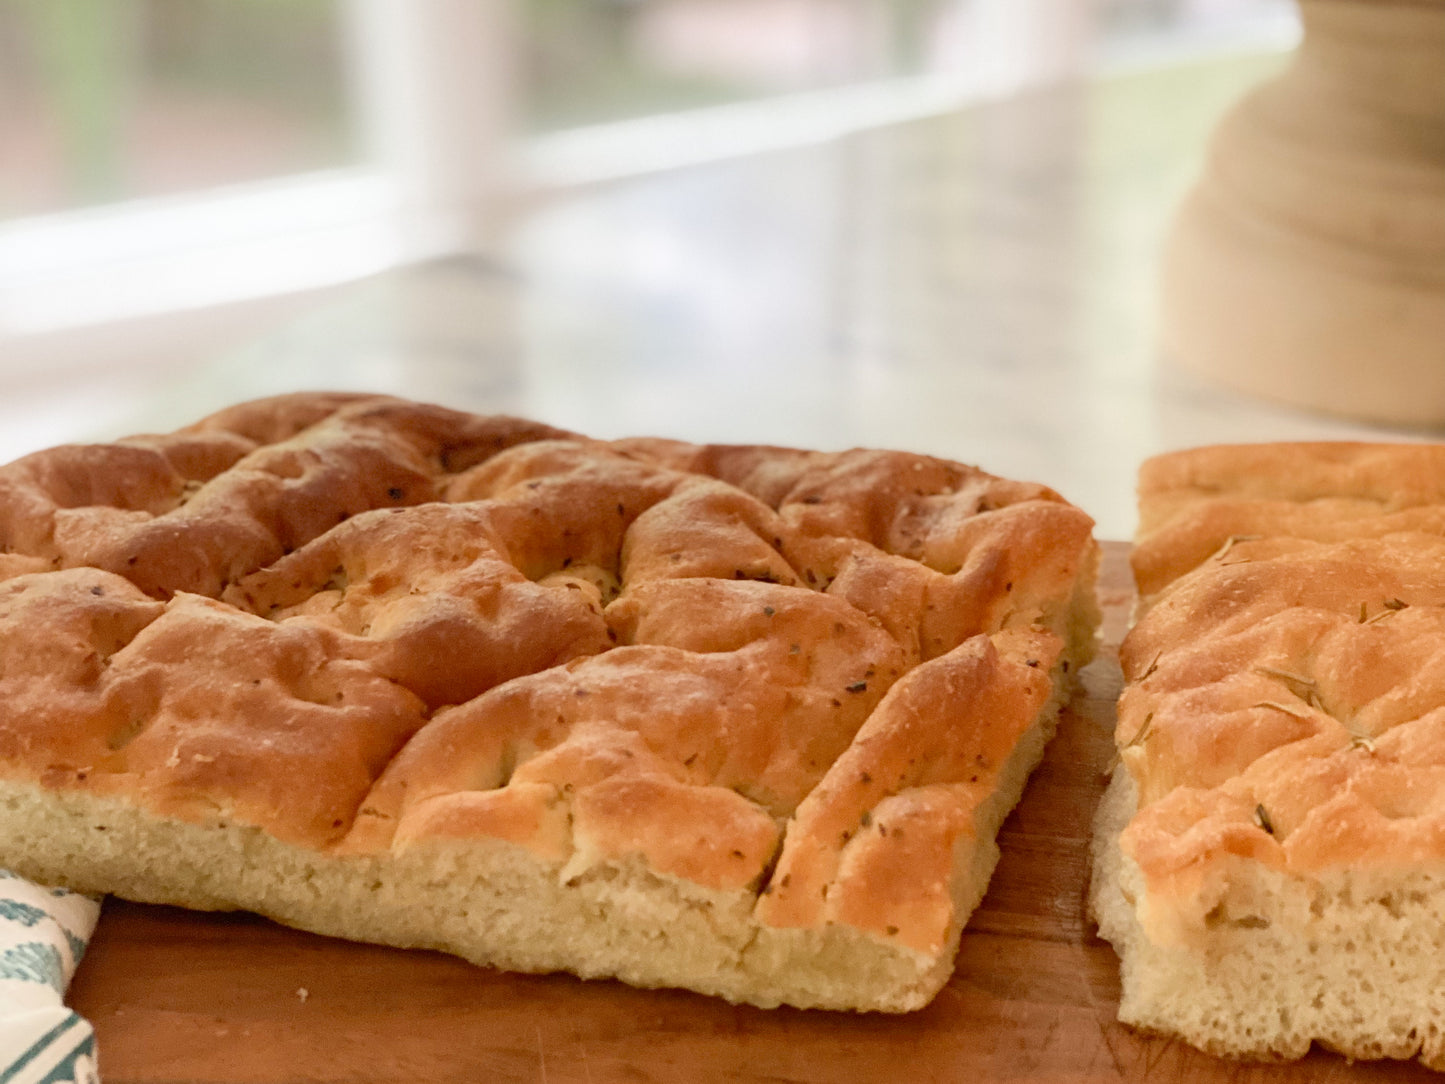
top-left (65, 543), bottom-right (1439, 1083)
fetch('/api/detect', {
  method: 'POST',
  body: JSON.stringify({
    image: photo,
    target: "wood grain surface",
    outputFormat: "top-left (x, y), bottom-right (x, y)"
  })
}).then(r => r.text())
top-left (65, 543), bottom-right (1441, 1083)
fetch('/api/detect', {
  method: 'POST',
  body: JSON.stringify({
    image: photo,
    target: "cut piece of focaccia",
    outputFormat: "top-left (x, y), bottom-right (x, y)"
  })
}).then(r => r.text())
top-left (0, 393), bottom-right (1099, 1011)
top-left (1093, 442), bottom-right (1445, 1065)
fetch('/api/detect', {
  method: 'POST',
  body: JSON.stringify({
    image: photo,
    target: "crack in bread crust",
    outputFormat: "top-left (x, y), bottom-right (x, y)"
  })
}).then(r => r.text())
top-left (0, 392), bottom-right (1099, 1010)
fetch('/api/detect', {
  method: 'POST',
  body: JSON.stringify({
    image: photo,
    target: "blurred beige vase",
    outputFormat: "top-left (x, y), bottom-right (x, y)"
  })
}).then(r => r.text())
top-left (1161, 0), bottom-right (1445, 425)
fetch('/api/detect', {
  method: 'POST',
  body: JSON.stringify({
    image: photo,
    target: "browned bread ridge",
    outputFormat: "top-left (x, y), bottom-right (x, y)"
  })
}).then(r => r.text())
top-left (0, 393), bottom-right (1099, 1011)
top-left (1092, 441), bottom-right (1445, 1065)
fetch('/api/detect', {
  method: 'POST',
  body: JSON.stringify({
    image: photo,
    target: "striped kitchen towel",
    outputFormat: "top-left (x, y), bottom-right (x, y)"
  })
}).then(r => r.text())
top-left (0, 871), bottom-right (100, 1084)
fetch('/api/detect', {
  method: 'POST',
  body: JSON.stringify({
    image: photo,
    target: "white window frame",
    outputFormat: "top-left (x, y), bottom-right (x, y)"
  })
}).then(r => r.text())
top-left (0, 0), bottom-right (515, 341)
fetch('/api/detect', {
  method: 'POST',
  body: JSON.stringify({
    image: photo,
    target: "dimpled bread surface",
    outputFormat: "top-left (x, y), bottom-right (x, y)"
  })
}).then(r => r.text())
top-left (0, 393), bottom-right (1099, 1011)
top-left (1092, 442), bottom-right (1445, 1066)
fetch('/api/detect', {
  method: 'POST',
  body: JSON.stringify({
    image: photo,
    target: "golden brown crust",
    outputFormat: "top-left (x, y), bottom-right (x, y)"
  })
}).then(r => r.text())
top-left (1120, 442), bottom-right (1445, 924)
top-left (0, 392), bottom-right (1098, 1007)
top-left (757, 626), bottom-right (1060, 952)
top-left (1133, 441), bottom-right (1445, 600)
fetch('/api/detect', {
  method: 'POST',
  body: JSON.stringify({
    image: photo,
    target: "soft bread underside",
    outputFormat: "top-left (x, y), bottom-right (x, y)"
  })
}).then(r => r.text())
top-left (1092, 768), bottom-right (1445, 1067)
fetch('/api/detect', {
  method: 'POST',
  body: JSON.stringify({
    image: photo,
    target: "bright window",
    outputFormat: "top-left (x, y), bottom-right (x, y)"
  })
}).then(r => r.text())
top-left (0, 0), bottom-right (1297, 341)
top-left (0, 0), bottom-right (355, 218)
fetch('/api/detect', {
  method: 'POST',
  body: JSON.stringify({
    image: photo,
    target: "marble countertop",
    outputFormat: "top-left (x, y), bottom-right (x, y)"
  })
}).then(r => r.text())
top-left (1, 52), bottom-right (1422, 539)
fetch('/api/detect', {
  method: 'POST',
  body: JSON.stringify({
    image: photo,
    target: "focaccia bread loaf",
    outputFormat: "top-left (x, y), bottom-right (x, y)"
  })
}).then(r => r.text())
top-left (0, 393), bottom-right (1099, 1012)
top-left (1092, 441), bottom-right (1445, 1065)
